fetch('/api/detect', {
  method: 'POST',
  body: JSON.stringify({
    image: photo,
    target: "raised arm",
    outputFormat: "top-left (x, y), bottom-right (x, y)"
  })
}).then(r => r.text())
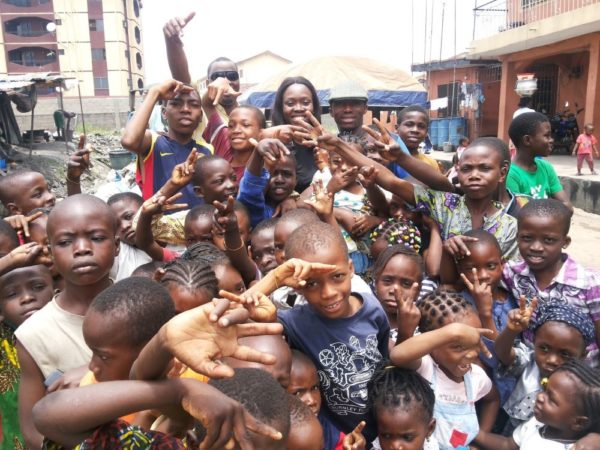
top-left (390, 322), bottom-right (493, 370)
top-left (494, 296), bottom-right (537, 366)
top-left (163, 13), bottom-right (195, 84)
top-left (33, 378), bottom-right (282, 450)
top-left (318, 134), bottom-right (416, 206)
top-left (121, 80), bottom-right (193, 155)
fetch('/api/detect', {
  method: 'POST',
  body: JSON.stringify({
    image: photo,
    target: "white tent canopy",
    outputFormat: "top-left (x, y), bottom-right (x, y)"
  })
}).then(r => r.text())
top-left (242, 55), bottom-right (427, 108)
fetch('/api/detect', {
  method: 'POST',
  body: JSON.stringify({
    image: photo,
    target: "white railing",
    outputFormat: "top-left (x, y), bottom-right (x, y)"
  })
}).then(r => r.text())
top-left (473, 0), bottom-right (600, 40)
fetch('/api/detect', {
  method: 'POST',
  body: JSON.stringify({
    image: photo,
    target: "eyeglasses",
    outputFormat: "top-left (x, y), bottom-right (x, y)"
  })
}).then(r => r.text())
top-left (209, 71), bottom-right (239, 82)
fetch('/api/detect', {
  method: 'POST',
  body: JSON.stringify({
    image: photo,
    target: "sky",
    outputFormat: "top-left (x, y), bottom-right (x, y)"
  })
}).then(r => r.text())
top-left (141, 0), bottom-right (478, 85)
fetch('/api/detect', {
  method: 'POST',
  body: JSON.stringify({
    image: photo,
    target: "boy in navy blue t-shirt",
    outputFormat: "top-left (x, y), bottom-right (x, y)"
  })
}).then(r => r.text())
top-left (277, 222), bottom-right (389, 443)
top-left (121, 79), bottom-right (211, 208)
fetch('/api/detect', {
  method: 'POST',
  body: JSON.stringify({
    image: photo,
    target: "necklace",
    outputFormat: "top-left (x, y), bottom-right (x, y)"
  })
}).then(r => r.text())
top-left (539, 425), bottom-right (576, 448)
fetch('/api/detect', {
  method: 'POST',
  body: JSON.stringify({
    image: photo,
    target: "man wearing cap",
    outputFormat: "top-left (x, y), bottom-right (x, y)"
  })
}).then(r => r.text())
top-left (328, 80), bottom-right (369, 138)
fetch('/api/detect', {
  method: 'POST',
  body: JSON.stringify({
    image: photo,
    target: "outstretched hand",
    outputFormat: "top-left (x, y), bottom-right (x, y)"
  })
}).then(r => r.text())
top-left (460, 268), bottom-right (494, 316)
top-left (362, 118), bottom-right (403, 162)
top-left (160, 298), bottom-right (284, 379)
top-left (443, 235), bottom-right (479, 260)
top-left (153, 79), bottom-right (194, 102)
top-left (5, 242), bottom-right (52, 269)
top-left (304, 179), bottom-right (333, 217)
top-left (292, 111), bottom-right (326, 147)
top-left (206, 77), bottom-right (242, 106)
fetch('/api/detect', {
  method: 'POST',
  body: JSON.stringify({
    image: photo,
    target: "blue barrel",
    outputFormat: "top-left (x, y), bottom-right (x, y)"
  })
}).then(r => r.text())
top-left (438, 118), bottom-right (449, 145)
top-left (429, 119), bottom-right (440, 149)
top-left (449, 117), bottom-right (467, 146)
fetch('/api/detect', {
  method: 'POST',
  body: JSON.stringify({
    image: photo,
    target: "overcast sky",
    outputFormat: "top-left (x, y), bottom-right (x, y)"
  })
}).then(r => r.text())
top-left (141, 0), bottom-right (478, 85)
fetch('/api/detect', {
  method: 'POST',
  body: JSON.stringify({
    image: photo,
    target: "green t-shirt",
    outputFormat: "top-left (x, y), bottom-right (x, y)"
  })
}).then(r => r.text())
top-left (506, 159), bottom-right (563, 199)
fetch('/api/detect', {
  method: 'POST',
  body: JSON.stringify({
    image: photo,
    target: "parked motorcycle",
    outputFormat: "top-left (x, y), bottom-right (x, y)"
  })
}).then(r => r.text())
top-left (550, 102), bottom-right (584, 154)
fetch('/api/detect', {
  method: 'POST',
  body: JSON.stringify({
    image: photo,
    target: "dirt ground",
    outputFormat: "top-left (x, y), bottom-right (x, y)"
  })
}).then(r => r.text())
top-left (569, 207), bottom-right (600, 270)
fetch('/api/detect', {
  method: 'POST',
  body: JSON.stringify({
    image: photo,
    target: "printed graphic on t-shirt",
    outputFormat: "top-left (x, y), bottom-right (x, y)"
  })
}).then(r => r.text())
top-left (317, 334), bottom-right (382, 416)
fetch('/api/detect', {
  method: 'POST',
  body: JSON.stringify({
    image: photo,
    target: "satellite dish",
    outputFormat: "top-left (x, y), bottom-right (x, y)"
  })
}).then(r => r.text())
top-left (46, 22), bottom-right (56, 32)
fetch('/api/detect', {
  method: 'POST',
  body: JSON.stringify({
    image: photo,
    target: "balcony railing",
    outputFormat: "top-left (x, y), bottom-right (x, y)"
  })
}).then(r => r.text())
top-left (473, 0), bottom-right (600, 40)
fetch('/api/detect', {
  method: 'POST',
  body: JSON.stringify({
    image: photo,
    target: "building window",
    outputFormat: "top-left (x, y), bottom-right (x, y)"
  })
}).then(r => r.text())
top-left (135, 52), bottom-right (142, 69)
top-left (4, 17), bottom-right (52, 37)
top-left (436, 82), bottom-right (461, 118)
top-left (94, 77), bottom-right (109, 90)
top-left (89, 19), bottom-right (104, 32)
top-left (133, 0), bottom-right (140, 17)
top-left (137, 78), bottom-right (144, 89)
top-left (91, 48), bottom-right (106, 60)
top-left (55, 19), bottom-right (61, 25)
top-left (134, 26), bottom-right (141, 44)
top-left (521, 0), bottom-right (547, 7)
top-left (8, 46), bottom-right (56, 66)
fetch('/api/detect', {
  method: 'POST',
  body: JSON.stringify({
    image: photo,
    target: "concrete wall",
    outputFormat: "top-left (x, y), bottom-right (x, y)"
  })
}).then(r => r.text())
top-left (13, 95), bottom-right (142, 131)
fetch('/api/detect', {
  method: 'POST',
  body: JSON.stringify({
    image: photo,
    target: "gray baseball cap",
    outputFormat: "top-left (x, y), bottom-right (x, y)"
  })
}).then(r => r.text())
top-left (328, 80), bottom-right (368, 103)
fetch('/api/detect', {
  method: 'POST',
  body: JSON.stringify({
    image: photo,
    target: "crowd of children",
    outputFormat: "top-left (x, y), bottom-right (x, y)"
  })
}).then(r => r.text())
top-left (2, 14), bottom-right (600, 450)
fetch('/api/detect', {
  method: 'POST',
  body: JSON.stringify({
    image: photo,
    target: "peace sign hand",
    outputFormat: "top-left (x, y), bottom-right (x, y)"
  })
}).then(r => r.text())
top-left (213, 196), bottom-right (238, 233)
top-left (170, 148), bottom-right (199, 187)
top-left (163, 12), bottom-right (195, 43)
top-left (395, 283), bottom-right (421, 341)
top-left (460, 268), bottom-right (494, 317)
top-left (506, 296), bottom-right (538, 333)
top-left (141, 192), bottom-right (187, 217)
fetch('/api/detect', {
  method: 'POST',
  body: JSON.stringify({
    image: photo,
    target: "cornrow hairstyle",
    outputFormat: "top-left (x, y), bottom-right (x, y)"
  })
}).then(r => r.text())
top-left (208, 368), bottom-right (291, 441)
top-left (107, 192), bottom-right (143, 207)
top-left (182, 242), bottom-right (227, 264)
top-left (285, 222), bottom-right (347, 260)
top-left (372, 244), bottom-right (424, 283)
top-left (368, 361), bottom-right (435, 421)
top-left (192, 155), bottom-right (230, 186)
top-left (370, 218), bottom-right (422, 253)
top-left (159, 258), bottom-right (219, 300)
top-left (0, 219), bottom-right (19, 252)
top-left (417, 288), bottom-right (474, 333)
top-left (89, 277), bottom-right (175, 348)
top-left (508, 111), bottom-right (549, 148)
top-left (518, 198), bottom-right (573, 235)
top-left (554, 360), bottom-right (600, 433)
top-left (398, 105), bottom-right (430, 125)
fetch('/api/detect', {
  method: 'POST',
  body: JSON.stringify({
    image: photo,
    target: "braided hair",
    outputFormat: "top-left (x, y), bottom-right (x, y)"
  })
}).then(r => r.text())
top-left (370, 218), bottom-right (422, 253)
top-left (159, 258), bottom-right (219, 300)
top-left (182, 242), bottom-right (227, 264)
top-left (417, 289), bottom-right (474, 333)
top-left (554, 360), bottom-right (600, 433)
top-left (368, 361), bottom-right (435, 421)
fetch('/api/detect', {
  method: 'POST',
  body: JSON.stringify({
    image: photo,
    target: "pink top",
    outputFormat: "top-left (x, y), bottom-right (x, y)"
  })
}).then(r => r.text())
top-left (576, 133), bottom-right (598, 155)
